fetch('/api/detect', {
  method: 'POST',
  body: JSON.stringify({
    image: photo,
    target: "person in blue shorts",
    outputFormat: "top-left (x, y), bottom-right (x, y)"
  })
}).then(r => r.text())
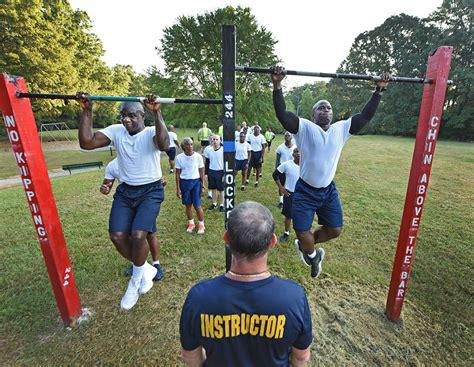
top-left (180, 201), bottom-right (312, 367)
top-left (234, 131), bottom-right (252, 191)
top-left (175, 137), bottom-right (206, 234)
top-left (203, 135), bottom-right (225, 212)
top-left (100, 158), bottom-right (165, 281)
top-left (271, 66), bottom-right (390, 278)
top-left (78, 94), bottom-right (170, 310)
top-left (166, 124), bottom-right (179, 174)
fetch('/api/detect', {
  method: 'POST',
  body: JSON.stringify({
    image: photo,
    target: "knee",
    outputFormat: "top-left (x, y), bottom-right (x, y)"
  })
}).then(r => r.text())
top-left (130, 231), bottom-right (148, 245)
top-left (109, 231), bottom-right (127, 245)
top-left (327, 227), bottom-right (342, 239)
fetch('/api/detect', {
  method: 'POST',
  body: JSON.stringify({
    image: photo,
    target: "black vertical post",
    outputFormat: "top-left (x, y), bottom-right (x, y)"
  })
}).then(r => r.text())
top-left (222, 25), bottom-right (236, 271)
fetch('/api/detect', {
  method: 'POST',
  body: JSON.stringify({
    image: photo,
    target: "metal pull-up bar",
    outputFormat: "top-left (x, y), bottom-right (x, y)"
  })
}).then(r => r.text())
top-left (236, 65), bottom-right (454, 85)
top-left (16, 92), bottom-right (222, 105)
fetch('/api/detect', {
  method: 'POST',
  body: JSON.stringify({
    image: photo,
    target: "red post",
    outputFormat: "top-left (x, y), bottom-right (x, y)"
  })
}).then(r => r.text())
top-left (0, 74), bottom-right (82, 327)
top-left (386, 47), bottom-right (453, 321)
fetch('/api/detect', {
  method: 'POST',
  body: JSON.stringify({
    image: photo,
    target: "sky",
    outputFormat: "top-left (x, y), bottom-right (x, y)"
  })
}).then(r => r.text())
top-left (69, 0), bottom-right (443, 87)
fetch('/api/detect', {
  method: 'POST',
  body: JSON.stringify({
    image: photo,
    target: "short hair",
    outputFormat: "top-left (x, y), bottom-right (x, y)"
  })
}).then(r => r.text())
top-left (181, 137), bottom-right (193, 149)
top-left (312, 99), bottom-right (331, 114)
top-left (227, 201), bottom-right (275, 259)
top-left (202, 122), bottom-right (207, 127)
top-left (168, 124), bottom-right (174, 130)
top-left (119, 102), bottom-right (144, 113)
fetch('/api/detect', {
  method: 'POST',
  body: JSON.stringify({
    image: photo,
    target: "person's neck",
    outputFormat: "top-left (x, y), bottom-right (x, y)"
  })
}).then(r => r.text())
top-left (226, 256), bottom-right (270, 282)
top-left (285, 141), bottom-right (292, 147)
top-left (128, 126), bottom-right (145, 136)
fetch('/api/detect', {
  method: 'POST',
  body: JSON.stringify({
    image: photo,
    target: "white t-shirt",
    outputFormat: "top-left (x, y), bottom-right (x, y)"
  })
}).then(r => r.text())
top-left (277, 160), bottom-right (300, 192)
top-left (203, 145), bottom-right (224, 171)
top-left (247, 134), bottom-right (266, 152)
top-left (104, 158), bottom-right (119, 180)
top-left (295, 118), bottom-right (352, 188)
top-left (276, 143), bottom-right (297, 164)
top-left (175, 152), bottom-right (204, 179)
top-left (168, 131), bottom-right (178, 148)
top-left (99, 125), bottom-right (162, 186)
top-left (235, 141), bottom-right (251, 160)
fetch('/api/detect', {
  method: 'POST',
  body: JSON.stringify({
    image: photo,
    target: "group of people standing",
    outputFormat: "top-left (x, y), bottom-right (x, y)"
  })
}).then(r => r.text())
top-left (77, 67), bottom-right (389, 365)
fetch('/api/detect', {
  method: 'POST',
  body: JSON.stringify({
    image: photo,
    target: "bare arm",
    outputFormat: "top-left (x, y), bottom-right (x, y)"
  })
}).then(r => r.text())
top-left (143, 95), bottom-right (170, 151)
top-left (199, 166), bottom-right (205, 195)
top-left (271, 66), bottom-right (299, 134)
top-left (77, 93), bottom-right (111, 149)
top-left (181, 347), bottom-right (205, 367)
top-left (175, 168), bottom-right (181, 198)
top-left (290, 346), bottom-right (311, 367)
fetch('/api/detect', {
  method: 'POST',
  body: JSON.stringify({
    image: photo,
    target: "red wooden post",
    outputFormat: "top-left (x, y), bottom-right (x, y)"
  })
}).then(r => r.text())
top-left (0, 74), bottom-right (83, 327)
top-left (386, 47), bottom-right (453, 321)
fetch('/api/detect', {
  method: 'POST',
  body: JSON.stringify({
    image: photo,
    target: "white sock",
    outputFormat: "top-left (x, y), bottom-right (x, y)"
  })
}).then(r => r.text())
top-left (308, 250), bottom-right (317, 259)
top-left (284, 231), bottom-right (290, 235)
top-left (198, 221), bottom-right (204, 226)
top-left (280, 196), bottom-right (284, 203)
top-left (131, 263), bottom-right (146, 283)
top-left (212, 202), bottom-right (217, 206)
top-left (188, 219), bottom-right (195, 224)
top-left (152, 260), bottom-right (160, 265)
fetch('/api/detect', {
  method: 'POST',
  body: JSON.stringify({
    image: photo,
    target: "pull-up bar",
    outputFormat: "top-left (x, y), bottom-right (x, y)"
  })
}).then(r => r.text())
top-left (16, 92), bottom-right (222, 105)
top-left (236, 65), bottom-right (454, 85)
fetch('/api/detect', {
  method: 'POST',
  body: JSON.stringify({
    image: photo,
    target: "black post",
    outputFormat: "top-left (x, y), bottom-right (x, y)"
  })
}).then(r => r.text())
top-left (222, 25), bottom-right (236, 272)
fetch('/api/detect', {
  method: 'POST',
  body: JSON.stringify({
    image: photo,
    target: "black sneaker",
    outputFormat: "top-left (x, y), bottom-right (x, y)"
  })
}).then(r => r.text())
top-left (153, 264), bottom-right (164, 281)
top-left (279, 233), bottom-right (290, 242)
top-left (208, 204), bottom-right (217, 210)
top-left (254, 182), bottom-right (259, 187)
top-left (245, 180), bottom-right (249, 186)
top-left (240, 186), bottom-right (245, 191)
top-left (294, 240), bottom-right (325, 278)
top-left (278, 202), bottom-right (283, 209)
top-left (124, 264), bottom-right (133, 277)
top-left (219, 205), bottom-right (225, 212)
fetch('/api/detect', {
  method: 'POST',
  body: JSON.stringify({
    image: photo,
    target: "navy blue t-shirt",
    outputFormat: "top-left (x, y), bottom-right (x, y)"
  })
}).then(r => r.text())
top-left (180, 275), bottom-right (312, 367)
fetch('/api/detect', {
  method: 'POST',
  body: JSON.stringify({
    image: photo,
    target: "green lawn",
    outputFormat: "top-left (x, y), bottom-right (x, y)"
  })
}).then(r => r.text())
top-left (0, 135), bottom-right (472, 365)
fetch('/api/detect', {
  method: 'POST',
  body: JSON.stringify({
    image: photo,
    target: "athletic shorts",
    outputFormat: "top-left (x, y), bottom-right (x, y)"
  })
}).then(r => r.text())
top-left (179, 178), bottom-right (202, 208)
top-left (109, 180), bottom-right (164, 233)
top-left (208, 169), bottom-right (224, 191)
top-left (235, 159), bottom-right (248, 172)
top-left (249, 150), bottom-right (262, 169)
top-left (166, 147), bottom-right (176, 160)
top-left (266, 140), bottom-right (273, 148)
top-left (201, 140), bottom-right (210, 148)
top-left (292, 179), bottom-right (343, 232)
top-left (281, 191), bottom-right (294, 219)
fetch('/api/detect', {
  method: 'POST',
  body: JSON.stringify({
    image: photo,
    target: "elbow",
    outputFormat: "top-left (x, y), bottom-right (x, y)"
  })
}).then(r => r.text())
top-left (79, 141), bottom-right (94, 150)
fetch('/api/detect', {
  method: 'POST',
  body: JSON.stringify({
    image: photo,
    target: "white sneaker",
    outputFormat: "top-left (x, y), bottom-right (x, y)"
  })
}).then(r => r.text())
top-left (120, 278), bottom-right (140, 311)
top-left (139, 264), bottom-right (158, 295)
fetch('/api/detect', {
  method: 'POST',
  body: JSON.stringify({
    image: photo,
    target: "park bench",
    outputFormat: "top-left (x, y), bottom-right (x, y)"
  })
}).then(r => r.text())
top-left (62, 161), bottom-right (103, 174)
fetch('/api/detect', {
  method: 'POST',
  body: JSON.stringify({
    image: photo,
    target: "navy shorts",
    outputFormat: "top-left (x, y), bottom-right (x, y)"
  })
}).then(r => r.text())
top-left (235, 159), bottom-right (248, 172)
top-left (282, 191), bottom-right (294, 219)
top-left (250, 151), bottom-right (262, 169)
top-left (292, 179), bottom-right (343, 232)
top-left (208, 169), bottom-right (224, 191)
top-left (180, 178), bottom-right (202, 208)
top-left (109, 180), bottom-right (164, 233)
top-left (201, 140), bottom-right (210, 148)
top-left (266, 140), bottom-right (273, 148)
top-left (166, 147), bottom-right (176, 160)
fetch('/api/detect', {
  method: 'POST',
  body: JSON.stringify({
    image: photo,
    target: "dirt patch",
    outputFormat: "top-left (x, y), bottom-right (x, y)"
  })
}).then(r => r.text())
top-left (309, 276), bottom-right (449, 364)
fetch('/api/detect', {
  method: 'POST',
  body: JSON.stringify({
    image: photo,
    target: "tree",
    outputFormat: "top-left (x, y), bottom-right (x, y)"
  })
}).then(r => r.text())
top-left (158, 6), bottom-right (279, 129)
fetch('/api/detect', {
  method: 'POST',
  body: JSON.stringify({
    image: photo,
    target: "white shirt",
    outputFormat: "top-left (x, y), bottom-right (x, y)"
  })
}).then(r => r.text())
top-left (175, 152), bottom-right (204, 180)
top-left (295, 117), bottom-right (352, 188)
top-left (235, 141), bottom-right (251, 160)
top-left (104, 158), bottom-right (119, 180)
top-left (276, 143), bottom-right (297, 164)
top-left (247, 134), bottom-right (266, 152)
top-left (100, 125), bottom-right (162, 186)
top-left (168, 131), bottom-right (178, 148)
top-left (203, 145), bottom-right (224, 171)
top-left (277, 160), bottom-right (300, 192)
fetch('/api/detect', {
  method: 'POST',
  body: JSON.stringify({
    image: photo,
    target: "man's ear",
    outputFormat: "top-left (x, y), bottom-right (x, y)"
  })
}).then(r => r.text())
top-left (269, 233), bottom-right (277, 249)
top-left (223, 230), bottom-right (230, 244)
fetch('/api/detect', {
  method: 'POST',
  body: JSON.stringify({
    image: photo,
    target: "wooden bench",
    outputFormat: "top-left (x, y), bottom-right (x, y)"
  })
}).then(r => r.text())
top-left (62, 161), bottom-right (103, 174)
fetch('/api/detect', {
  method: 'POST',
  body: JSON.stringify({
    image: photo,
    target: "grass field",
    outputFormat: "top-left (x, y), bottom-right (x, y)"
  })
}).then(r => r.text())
top-left (0, 134), bottom-right (472, 365)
